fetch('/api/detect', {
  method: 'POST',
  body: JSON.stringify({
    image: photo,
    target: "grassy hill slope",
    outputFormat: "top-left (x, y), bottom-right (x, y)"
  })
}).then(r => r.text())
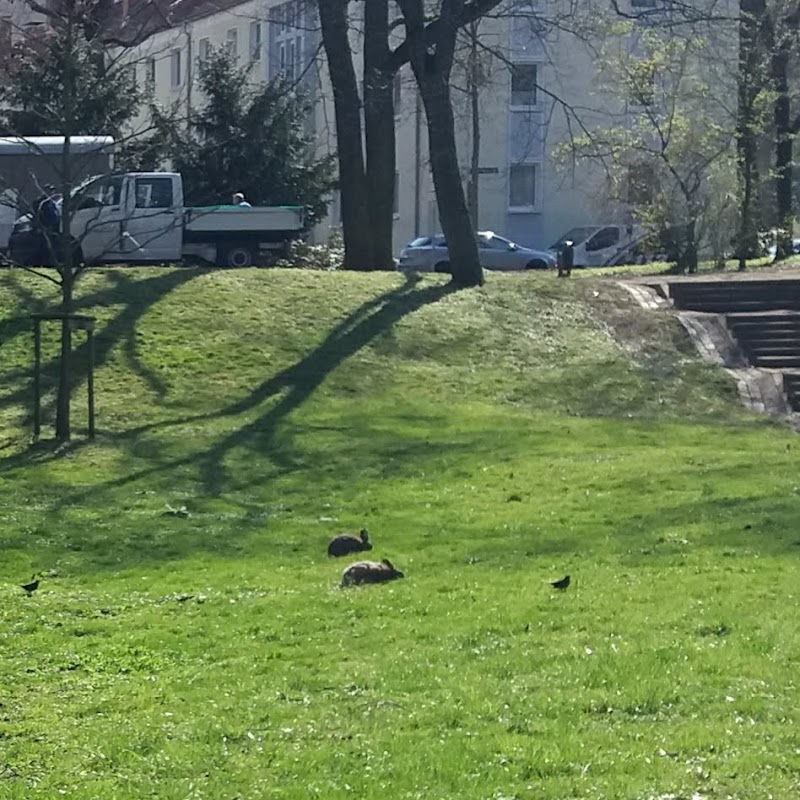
top-left (0, 268), bottom-right (798, 799)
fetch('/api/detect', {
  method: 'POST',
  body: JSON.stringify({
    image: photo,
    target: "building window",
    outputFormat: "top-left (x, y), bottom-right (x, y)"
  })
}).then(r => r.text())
top-left (146, 57), bottom-right (156, 90)
top-left (509, 163), bottom-right (537, 209)
top-left (226, 28), bottom-right (238, 60)
top-left (288, 38), bottom-right (296, 80)
top-left (170, 50), bottom-right (181, 88)
top-left (198, 37), bottom-right (211, 62)
top-left (271, 0), bottom-right (305, 81)
top-left (393, 172), bottom-right (400, 215)
top-left (249, 21), bottom-right (262, 61)
top-left (511, 63), bottom-right (537, 106)
top-left (393, 71), bottom-right (402, 111)
top-left (631, 0), bottom-right (657, 6)
top-left (628, 60), bottom-right (655, 107)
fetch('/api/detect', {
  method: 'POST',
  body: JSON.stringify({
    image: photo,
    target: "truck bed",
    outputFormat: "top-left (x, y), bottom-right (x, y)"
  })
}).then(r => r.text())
top-left (184, 205), bottom-right (304, 235)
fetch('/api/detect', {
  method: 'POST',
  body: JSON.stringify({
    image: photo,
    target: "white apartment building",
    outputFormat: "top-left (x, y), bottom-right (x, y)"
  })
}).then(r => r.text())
top-left (3, 0), bottom-right (735, 255)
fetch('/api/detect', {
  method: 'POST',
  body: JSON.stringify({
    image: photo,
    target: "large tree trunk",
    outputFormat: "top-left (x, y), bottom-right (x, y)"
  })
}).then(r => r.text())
top-left (363, 0), bottom-right (397, 270)
top-left (736, 0), bottom-right (767, 270)
top-left (772, 41), bottom-right (793, 260)
top-left (466, 22), bottom-right (480, 229)
top-left (399, 0), bottom-right (482, 287)
top-left (318, 0), bottom-right (374, 270)
top-left (414, 62), bottom-right (483, 286)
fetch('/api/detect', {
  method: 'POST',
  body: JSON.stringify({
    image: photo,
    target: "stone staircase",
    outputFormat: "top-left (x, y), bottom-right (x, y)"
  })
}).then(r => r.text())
top-left (663, 279), bottom-right (800, 411)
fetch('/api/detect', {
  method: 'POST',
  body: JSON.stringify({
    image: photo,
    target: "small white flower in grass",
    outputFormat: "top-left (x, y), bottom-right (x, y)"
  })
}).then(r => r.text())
top-left (585, 647), bottom-right (593, 655)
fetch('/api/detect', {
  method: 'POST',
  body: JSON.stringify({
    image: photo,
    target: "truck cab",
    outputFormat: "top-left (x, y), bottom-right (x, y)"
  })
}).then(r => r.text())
top-left (71, 172), bottom-right (185, 264)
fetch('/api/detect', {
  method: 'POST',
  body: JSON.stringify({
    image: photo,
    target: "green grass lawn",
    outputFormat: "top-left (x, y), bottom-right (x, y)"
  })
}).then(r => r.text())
top-left (585, 254), bottom-right (800, 278)
top-left (0, 267), bottom-right (798, 799)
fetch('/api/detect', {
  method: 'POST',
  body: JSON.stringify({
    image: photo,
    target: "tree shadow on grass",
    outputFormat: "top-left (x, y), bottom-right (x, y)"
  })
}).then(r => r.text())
top-left (65, 274), bottom-right (459, 498)
top-left (0, 267), bottom-right (204, 458)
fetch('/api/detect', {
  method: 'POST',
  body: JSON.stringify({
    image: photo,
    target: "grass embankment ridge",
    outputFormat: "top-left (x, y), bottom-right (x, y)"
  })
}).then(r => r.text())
top-left (0, 267), bottom-right (798, 799)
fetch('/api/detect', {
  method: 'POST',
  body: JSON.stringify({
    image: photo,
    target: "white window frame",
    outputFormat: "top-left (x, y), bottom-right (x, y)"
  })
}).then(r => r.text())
top-left (288, 38), bottom-right (296, 81)
top-left (169, 49), bottom-right (182, 89)
top-left (146, 57), bottom-right (156, 90)
top-left (226, 28), bottom-right (239, 60)
top-left (508, 163), bottom-right (540, 212)
top-left (198, 37), bottom-right (211, 62)
top-left (249, 21), bottom-right (262, 61)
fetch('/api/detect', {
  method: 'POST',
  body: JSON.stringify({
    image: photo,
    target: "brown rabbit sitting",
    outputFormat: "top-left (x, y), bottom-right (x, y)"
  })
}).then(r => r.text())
top-left (328, 528), bottom-right (372, 557)
top-left (340, 559), bottom-right (404, 587)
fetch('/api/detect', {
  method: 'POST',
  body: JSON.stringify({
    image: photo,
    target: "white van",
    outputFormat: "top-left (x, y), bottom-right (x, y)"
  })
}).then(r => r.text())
top-left (549, 224), bottom-right (645, 268)
top-left (0, 189), bottom-right (17, 255)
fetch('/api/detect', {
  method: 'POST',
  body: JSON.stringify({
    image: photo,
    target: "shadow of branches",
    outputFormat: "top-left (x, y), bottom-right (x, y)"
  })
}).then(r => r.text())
top-left (63, 273), bottom-right (459, 497)
top-left (0, 266), bottom-right (203, 463)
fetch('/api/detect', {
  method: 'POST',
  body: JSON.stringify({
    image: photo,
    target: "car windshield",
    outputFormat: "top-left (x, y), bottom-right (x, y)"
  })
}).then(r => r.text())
top-left (408, 237), bottom-right (431, 247)
top-left (550, 226), bottom-right (598, 249)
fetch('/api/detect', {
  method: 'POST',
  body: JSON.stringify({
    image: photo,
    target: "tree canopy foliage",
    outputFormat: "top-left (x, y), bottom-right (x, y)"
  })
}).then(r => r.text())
top-left (0, 24), bottom-right (139, 137)
top-left (128, 51), bottom-right (336, 227)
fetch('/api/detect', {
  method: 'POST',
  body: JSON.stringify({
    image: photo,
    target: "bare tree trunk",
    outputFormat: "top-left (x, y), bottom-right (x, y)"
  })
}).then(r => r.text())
top-left (55, 4), bottom-right (76, 442)
top-left (318, 0), bottom-right (374, 270)
top-left (772, 40), bottom-right (793, 260)
top-left (466, 22), bottom-right (480, 229)
top-left (55, 273), bottom-right (73, 441)
top-left (363, 0), bottom-right (397, 270)
top-left (736, 0), bottom-right (766, 270)
top-left (398, 0), bottom-right (482, 287)
top-left (415, 63), bottom-right (482, 286)
top-left (684, 218), bottom-right (698, 274)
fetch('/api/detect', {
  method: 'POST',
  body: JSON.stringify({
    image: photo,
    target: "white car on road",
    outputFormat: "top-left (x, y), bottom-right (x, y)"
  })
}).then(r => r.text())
top-left (398, 231), bottom-right (556, 273)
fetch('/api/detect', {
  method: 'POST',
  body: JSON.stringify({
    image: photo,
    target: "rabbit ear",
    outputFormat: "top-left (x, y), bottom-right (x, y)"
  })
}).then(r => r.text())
top-left (361, 529), bottom-right (369, 542)
top-left (382, 559), bottom-right (394, 569)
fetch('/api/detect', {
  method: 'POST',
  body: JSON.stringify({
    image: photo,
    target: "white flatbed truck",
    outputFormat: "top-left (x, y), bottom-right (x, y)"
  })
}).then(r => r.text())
top-left (9, 171), bottom-right (304, 267)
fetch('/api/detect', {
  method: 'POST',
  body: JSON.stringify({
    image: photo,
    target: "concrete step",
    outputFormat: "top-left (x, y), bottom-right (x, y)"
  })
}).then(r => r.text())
top-left (742, 345), bottom-right (800, 355)
top-left (669, 280), bottom-right (800, 313)
top-left (728, 325), bottom-right (800, 335)
top-left (751, 355), bottom-right (800, 368)
top-left (678, 300), bottom-right (800, 313)
top-left (783, 373), bottom-right (800, 411)
top-left (665, 279), bottom-right (800, 410)
top-left (746, 348), bottom-right (800, 359)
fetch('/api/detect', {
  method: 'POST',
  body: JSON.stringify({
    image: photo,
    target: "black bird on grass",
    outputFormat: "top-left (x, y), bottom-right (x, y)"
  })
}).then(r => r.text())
top-left (20, 575), bottom-right (40, 595)
top-left (550, 575), bottom-right (570, 591)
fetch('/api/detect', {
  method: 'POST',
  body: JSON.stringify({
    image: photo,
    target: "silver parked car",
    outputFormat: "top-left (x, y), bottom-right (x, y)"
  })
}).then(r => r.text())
top-left (398, 231), bottom-right (557, 273)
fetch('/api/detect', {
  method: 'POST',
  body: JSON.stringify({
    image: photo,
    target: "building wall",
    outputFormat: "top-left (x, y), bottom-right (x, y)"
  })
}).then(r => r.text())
top-left (115, 0), bottom-right (737, 255)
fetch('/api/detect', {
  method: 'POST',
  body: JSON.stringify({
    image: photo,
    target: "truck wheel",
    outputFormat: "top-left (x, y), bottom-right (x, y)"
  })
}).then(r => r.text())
top-left (222, 244), bottom-right (255, 268)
